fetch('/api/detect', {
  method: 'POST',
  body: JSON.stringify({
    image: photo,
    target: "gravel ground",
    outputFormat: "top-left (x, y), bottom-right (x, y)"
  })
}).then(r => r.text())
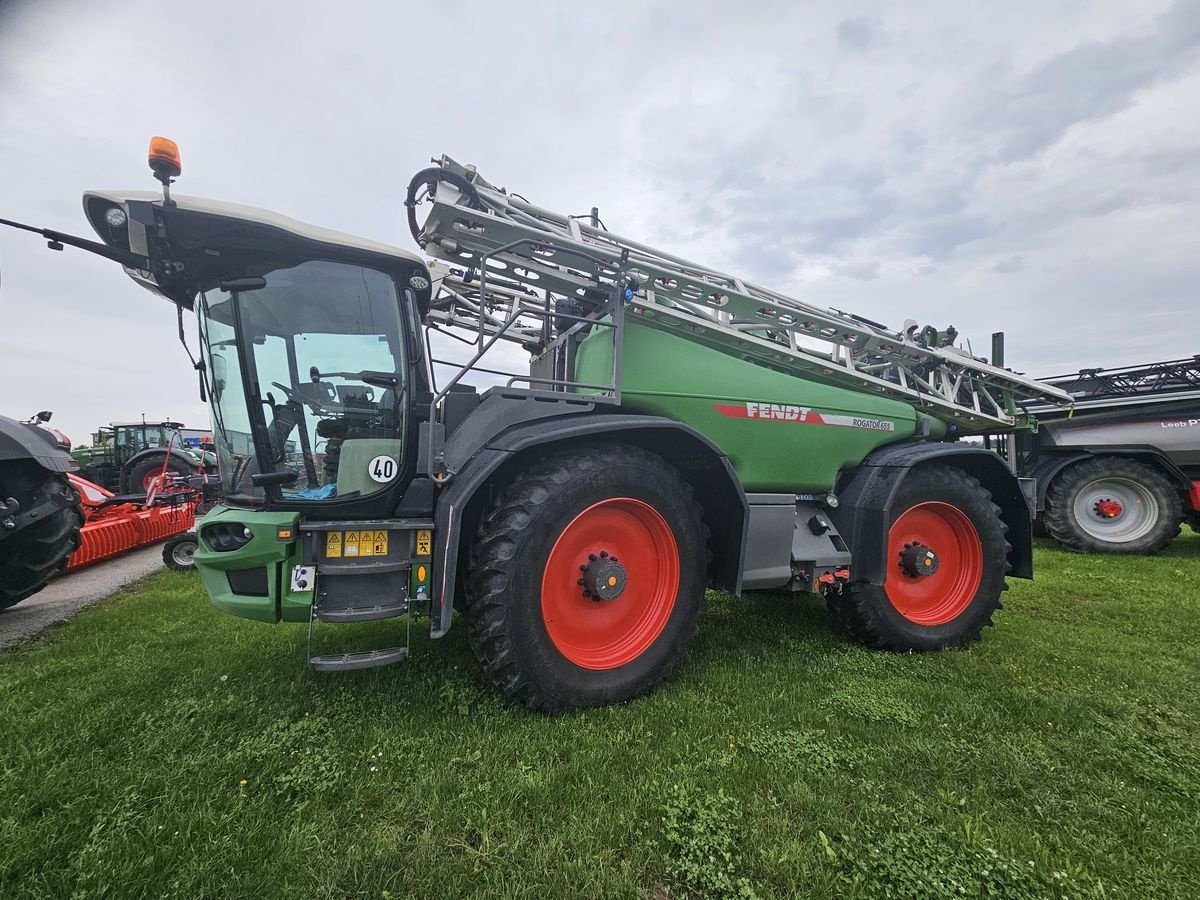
top-left (0, 545), bottom-right (165, 649)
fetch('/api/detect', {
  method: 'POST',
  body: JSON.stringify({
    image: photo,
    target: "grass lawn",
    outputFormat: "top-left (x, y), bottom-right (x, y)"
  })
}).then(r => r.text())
top-left (2, 535), bottom-right (1198, 899)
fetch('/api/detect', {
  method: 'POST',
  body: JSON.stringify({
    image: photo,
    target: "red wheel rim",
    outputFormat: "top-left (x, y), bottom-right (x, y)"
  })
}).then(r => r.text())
top-left (541, 498), bottom-right (679, 670)
top-left (142, 471), bottom-right (160, 492)
top-left (885, 501), bottom-right (982, 626)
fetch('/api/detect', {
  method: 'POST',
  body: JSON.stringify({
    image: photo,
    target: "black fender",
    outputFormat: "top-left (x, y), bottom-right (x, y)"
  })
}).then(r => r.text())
top-left (430, 413), bottom-right (748, 638)
top-left (829, 442), bottom-right (1034, 584)
top-left (124, 446), bottom-right (200, 474)
top-left (0, 415), bottom-right (75, 474)
top-left (1031, 446), bottom-right (1193, 512)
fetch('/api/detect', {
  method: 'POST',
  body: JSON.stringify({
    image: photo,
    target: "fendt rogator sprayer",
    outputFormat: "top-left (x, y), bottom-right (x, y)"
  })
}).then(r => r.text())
top-left (0, 138), bottom-right (1070, 709)
top-left (1015, 356), bottom-right (1200, 554)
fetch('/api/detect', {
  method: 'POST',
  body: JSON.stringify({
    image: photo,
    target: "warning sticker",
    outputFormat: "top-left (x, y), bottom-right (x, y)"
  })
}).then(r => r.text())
top-left (416, 529), bottom-right (432, 556)
top-left (370, 530), bottom-right (388, 556)
top-left (344, 530), bottom-right (361, 557)
top-left (325, 532), bottom-right (342, 558)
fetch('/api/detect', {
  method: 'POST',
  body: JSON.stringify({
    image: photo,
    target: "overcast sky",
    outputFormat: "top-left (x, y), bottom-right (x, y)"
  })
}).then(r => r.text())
top-left (1, 0), bottom-right (1197, 444)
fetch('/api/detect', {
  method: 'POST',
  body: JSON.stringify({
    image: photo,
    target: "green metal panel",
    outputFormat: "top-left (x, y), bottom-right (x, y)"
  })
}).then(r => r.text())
top-left (575, 320), bottom-right (944, 491)
top-left (193, 505), bottom-right (302, 622)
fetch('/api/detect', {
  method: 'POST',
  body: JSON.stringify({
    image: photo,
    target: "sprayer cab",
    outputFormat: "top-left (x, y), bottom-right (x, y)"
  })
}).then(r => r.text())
top-left (71, 140), bottom-right (440, 521)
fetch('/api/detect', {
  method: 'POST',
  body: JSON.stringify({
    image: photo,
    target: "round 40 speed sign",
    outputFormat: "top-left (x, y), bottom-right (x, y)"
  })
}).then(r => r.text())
top-left (367, 455), bottom-right (399, 483)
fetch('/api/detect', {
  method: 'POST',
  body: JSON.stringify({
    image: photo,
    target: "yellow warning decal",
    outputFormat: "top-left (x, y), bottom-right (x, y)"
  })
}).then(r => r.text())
top-left (325, 532), bottom-right (342, 558)
top-left (371, 530), bottom-right (388, 556)
top-left (344, 530), bottom-right (361, 557)
top-left (416, 529), bottom-right (432, 556)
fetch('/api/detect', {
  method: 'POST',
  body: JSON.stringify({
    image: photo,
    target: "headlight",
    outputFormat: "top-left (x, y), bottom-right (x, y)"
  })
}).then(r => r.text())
top-left (104, 207), bottom-right (128, 228)
top-left (203, 522), bottom-right (253, 552)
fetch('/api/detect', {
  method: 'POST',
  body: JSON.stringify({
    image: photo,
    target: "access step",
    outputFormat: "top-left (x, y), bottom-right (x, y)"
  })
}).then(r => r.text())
top-left (309, 647), bottom-right (409, 672)
top-left (315, 600), bottom-right (408, 623)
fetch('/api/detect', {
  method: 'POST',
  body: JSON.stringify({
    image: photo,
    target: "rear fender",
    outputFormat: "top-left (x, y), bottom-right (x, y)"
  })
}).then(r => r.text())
top-left (830, 443), bottom-right (1033, 584)
top-left (124, 447), bottom-right (201, 473)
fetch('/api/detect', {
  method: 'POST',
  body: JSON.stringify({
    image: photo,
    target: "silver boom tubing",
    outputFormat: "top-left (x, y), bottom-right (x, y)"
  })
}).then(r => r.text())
top-left (411, 156), bottom-right (1070, 430)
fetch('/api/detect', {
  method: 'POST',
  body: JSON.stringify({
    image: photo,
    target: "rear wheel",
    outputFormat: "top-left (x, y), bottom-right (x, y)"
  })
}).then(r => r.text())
top-left (465, 444), bottom-right (708, 711)
top-left (126, 454), bottom-right (193, 494)
top-left (0, 462), bottom-right (84, 610)
top-left (1043, 457), bottom-right (1182, 554)
top-left (827, 465), bottom-right (1008, 651)
top-left (162, 532), bottom-right (199, 571)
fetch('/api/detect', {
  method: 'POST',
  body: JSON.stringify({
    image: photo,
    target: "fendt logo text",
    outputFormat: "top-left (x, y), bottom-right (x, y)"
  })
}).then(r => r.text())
top-left (712, 402), bottom-right (896, 432)
top-left (745, 403), bottom-right (811, 421)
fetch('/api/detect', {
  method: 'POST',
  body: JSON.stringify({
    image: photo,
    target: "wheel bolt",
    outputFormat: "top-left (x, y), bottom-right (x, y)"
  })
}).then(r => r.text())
top-left (599, 550), bottom-right (608, 558)
top-left (588, 553), bottom-right (597, 561)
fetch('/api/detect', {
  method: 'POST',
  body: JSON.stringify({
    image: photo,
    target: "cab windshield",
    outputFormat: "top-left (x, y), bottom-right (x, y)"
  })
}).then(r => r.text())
top-left (197, 259), bottom-right (408, 506)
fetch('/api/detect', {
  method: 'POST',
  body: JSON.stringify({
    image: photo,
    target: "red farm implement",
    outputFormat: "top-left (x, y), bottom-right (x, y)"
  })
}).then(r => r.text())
top-left (66, 473), bottom-right (197, 569)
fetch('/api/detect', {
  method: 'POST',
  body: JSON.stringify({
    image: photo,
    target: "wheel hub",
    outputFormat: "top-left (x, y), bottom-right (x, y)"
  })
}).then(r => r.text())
top-left (898, 541), bottom-right (939, 578)
top-left (1093, 498), bottom-right (1123, 519)
top-left (578, 551), bottom-right (627, 601)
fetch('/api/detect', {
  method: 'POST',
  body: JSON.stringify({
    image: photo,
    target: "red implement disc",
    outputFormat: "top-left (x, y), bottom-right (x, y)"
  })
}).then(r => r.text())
top-left (885, 501), bottom-right (982, 625)
top-left (541, 498), bottom-right (679, 670)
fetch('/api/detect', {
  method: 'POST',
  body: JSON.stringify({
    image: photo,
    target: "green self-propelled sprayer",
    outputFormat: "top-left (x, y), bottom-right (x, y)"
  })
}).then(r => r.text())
top-left (0, 138), bottom-right (1071, 710)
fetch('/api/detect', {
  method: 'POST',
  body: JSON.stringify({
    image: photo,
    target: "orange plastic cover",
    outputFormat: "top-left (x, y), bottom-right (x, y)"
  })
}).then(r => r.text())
top-left (148, 135), bottom-right (182, 174)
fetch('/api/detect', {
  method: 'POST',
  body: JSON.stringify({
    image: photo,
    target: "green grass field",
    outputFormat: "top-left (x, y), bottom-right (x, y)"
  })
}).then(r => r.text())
top-left (2, 535), bottom-right (1198, 899)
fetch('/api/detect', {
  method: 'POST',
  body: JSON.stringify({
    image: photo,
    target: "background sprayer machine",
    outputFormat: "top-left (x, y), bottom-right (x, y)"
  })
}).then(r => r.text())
top-left (0, 138), bottom-right (1070, 710)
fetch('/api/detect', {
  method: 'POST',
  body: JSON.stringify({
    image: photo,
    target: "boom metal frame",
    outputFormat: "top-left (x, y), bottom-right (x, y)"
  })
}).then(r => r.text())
top-left (411, 156), bottom-right (1071, 430)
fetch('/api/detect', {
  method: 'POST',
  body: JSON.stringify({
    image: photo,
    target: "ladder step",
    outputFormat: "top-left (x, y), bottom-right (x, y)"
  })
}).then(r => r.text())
top-left (309, 647), bottom-right (409, 672)
top-left (315, 601), bottom-right (409, 623)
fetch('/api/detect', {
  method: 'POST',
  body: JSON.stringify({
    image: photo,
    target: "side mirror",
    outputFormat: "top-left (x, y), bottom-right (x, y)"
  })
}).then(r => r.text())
top-left (211, 355), bottom-right (228, 401)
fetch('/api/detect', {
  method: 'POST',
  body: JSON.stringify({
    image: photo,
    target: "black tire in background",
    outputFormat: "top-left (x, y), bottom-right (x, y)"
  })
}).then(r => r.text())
top-left (465, 444), bottom-right (709, 712)
top-left (1043, 457), bottom-right (1182, 554)
top-left (827, 465), bottom-right (1009, 652)
top-left (162, 532), bottom-right (199, 571)
top-left (0, 462), bottom-right (84, 610)
top-left (124, 454), bottom-right (194, 495)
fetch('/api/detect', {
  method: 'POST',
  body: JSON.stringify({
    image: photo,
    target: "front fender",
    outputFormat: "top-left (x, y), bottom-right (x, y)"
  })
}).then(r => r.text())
top-left (430, 413), bottom-right (748, 638)
top-left (0, 415), bottom-right (75, 473)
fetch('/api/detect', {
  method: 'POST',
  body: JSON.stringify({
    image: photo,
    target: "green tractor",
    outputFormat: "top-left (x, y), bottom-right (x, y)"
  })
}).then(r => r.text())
top-left (0, 138), bottom-right (1071, 710)
top-left (72, 420), bottom-right (215, 494)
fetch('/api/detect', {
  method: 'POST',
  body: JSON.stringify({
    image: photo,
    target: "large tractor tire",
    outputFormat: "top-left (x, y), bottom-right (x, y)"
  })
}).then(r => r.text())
top-left (465, 444), bottom-right (709, 712)
top-left (0, 462), bottom-right (84, 611)
top-left (125, 454), bottom-right (194, 495)
top-left (827, 465), bottom-right (1008, 652)
top-left (1043, 457), bottom-right (1182, 554)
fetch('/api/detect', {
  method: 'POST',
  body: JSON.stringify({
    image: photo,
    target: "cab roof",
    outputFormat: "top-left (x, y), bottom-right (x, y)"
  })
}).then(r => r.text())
top-left (82, 190), bottom-right (426, 268)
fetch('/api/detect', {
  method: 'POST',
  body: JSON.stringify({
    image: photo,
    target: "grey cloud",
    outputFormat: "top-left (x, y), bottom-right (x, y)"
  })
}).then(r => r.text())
top-left (977, 1), bottom-right (1200, 163)
top-left (830, 260), bottom-right (881, 281)
top-left (836, 16), bottom-right (881, 52)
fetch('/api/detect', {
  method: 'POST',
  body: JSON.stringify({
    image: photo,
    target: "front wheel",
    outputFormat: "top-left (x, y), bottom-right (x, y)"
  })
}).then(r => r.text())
top-left (162, 532), bottom-right (199, 571)
top-left (827, 465), bottom-right (1009, 651)
top-left (465, 444), bottom-right (709, 712)
top-left (0, 463), bottom-right (83, 610)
